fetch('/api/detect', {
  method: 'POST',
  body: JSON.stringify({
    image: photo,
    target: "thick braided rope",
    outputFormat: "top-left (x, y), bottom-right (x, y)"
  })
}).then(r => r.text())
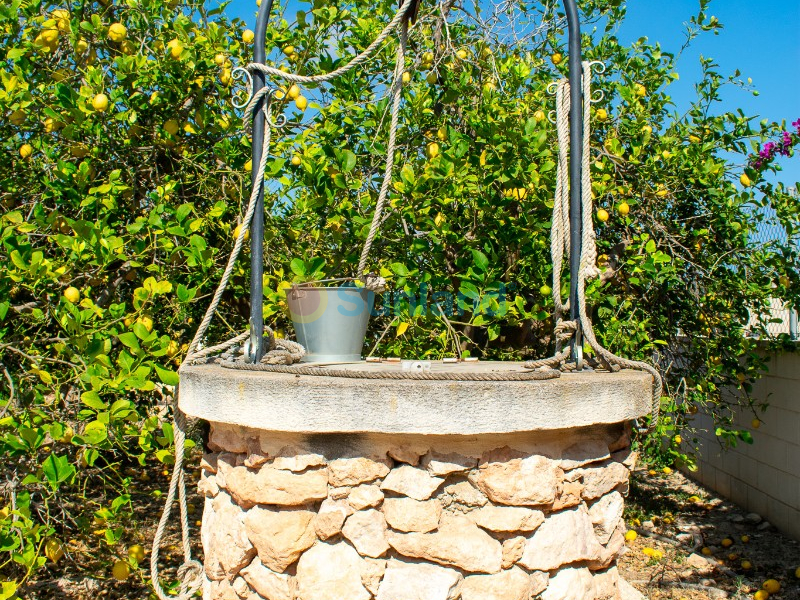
top-left (219, 360), bottom-right (560, 381)
top-left (551, 80), bottom-right (571, 351)
top-left (357, 22), bottom-right (407, 277)
top-left (246, 1), bottom-right (412, 85)
top-left (150, 97), bottom-right (276, 600)
top-left (573, 62), bottom-right (662, 425)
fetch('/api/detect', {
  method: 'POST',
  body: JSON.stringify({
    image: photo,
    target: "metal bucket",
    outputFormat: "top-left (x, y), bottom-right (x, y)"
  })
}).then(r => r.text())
top-left (286, 286), bottom-right (375, 363)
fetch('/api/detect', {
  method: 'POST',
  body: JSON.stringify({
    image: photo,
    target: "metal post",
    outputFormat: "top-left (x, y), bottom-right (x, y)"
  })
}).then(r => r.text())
top-left (563, 0), bottom-right (584, 367)
top-left (247, 0), bottom-right (274, 363)
top-left (790, 307), bottom-right (798, 341)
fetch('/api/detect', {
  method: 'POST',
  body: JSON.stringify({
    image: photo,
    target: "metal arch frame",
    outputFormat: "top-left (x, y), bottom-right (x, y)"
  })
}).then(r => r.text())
top-left (247, 0), bottom-right (586, 367)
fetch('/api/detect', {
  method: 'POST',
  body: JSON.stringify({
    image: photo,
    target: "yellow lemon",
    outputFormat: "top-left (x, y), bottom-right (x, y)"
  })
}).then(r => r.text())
top-left (19, 143), bottom-right (33, 159)
top-left (721, 538), bottom-right (733, 548)
top-left (112, 560), bottom-right (131, 581)
top-left (169, 40), bottom-right (184, 59)
top-left (92, 93), bottom-right (109, 112)
top-left (551, 52), bottom-right (563, 65)
top-left (482, 80), bottom-right (496, 93)
top-left (624, 530), bottom-right (637, 542)
top-left (701, 547), bottom-right (713, 556)
top-left (425, 141), bottom-right (440, 160)
top-left (596, 108), bottom-right (608, 121)
top-left (291, 155), bottom-right (302, 166)
top-left (662, 467), bottom-right (672, 475)
top-left (40, 27), bottom-right (60, 45)
top-left (283, 45), bottom-right (295, 55)
top-left (244, 159), bottom-right (252, 172)
top-left (795, 566), bottom-right (800, 578)
top-left (689, 135), bottom-right (701, 144)
top-left (214, 53), bottom-right (225, 65)
top-left (242, 29), bottom-right (255, 44)
top-left (534, 109), bottom-right (546, 122)
top-left (762, 580), bottom-right (780, 594)
top-left (163, 119), bottom-right (180, 135)
top-left (288, 84), bottom-right (301, 99)
top-left (673, 435), bottom-right (682, 445)
top-left (220, 68), bottom-right (232, 85)
top-left (64, 287), bottom-right (80, 303)
top-left (741, 559), bottom-right (753, 569)
top-left (45, 539), bottom-right (65, 563)
top-left (165, 340), bottom-right (180, 358)
top-left (137, 315), bottom-right (154, 333)
top-left (402, 71), bottom-right (411, 83)
top-left (128, 544), bottom-right (145, 563)
top-left (456, 49), bottom-right (468, 60)
top-left (634, 83), bottom-right (647, 97)
top-left (751, 419), bottom-right (760, 429)
top-left (597, 208), bottom-right (609, 222)
top-left (740, 173), bottom-right (752, 187)
top-left (754, 592), bottom-right (769, 600)
top-left (108, 23), bottom-right (127, 42)
top-left (426, 71), bottom-right (438, 84)
top-left (294, 95), bottom-right (308, 111)
top-left (436, 126), bottom-right (447, 141)
top-left (617, 202), bottom-right (630, 216)
top-left (75, 37), bottom-right (88, 53)
top-left (120, 40), bottom-right (135, 54)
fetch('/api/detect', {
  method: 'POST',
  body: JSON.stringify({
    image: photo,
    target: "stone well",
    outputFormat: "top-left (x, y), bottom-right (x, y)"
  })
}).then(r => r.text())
top-left (180, 362), bottom-right (650, 600)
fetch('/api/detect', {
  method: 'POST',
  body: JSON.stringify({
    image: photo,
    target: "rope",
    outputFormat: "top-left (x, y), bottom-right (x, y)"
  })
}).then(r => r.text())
top-left (150, 8), bottom-right (413, 596)
top-left (219, 359), bottom-right (560, 381)
top-left (525, 63), bottom-right (662, 425)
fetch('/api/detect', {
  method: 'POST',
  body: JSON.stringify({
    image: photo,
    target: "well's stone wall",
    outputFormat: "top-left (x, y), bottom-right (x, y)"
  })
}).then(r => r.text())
top-left (199, 422), bottom-right (642, 600)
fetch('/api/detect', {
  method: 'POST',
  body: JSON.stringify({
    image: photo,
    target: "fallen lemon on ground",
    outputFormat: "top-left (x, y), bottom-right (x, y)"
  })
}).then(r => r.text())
top-left (753, 591), bottom-right (768, 600)
top-left (701, 547), bottom-right (713, 556)
top-left (624, 530), bottom-right (637, 542)
top-left (128, 544), bottom-right (145, 563)
top-left (112, 560), bottom-right (131, 580)
top-left (45, 539), bottom-right (65, 563)
top-left (762, 580), bottom-right (780, 594)
top-left (741, 559), bottom-right (753, 569)
top-left (721, 538), bottom-right (733, 547)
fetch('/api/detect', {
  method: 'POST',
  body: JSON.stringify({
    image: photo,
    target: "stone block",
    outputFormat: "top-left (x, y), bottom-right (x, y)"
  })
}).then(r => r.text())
top-left (244, 506), bottom-right (316, 573)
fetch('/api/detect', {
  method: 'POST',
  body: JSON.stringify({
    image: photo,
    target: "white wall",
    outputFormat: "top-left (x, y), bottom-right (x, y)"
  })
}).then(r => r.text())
top-left (688, 351), bottom-right (800, 539)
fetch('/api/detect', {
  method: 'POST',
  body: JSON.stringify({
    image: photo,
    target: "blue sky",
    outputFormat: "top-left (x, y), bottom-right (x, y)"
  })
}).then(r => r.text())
top-left (227, 0), bottom-right (799, 186)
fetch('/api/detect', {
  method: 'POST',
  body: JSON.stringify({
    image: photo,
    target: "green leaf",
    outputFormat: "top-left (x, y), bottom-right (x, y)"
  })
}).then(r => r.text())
top-left (390, 263), bottom-right (409, 276)
top-left (471, 249), bottom-right (489, 272)
top-left (41, 454), bottom-right (76, 491)
top-left (290, 258), bottom-right (306, 276)
top-left (81, 391), bottom-right (108, 411)
top-left (154, 365), bottom-right (179, 386)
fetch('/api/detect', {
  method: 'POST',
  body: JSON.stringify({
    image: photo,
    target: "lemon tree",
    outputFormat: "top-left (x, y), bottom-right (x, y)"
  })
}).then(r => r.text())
top-left (0, 0), bottom-right (798, 593)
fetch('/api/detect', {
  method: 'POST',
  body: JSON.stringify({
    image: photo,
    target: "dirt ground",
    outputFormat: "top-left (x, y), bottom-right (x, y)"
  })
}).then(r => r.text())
top-left (620, 467), bottom-right (800, 600)
top-left (20, 458), bottom-right (800, 599)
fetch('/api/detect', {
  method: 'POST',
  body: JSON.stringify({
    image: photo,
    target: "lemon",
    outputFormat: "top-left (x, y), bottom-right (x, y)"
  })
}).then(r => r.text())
top-left (137, 315), bottom-right (154, 333)
top-left (740, 173), bottom-right (752, 187)
top-left (92, 93), bottom-right (109, 112)
top-left (701, 547), bottom-right (713, 556)
top-left (75, 37), bottom-right (89, 52)
top-left (539, 284), bottom-right (552, 297)
top-left (436, 127), bottom-right (447, 141)
top-left (551, 52), bottom-right (563, 65)
top-left (112, 560), bottom-right (131, 581)
top-left (244, 159), bottom-right (253, 172)
top-left (128, 544), bottom-right (146, 563)
top-left (689, 135), bottom-right (701, 144)
top-left (19, 143), bottom-right (33, 159)
top-left (617, 202), bottom-right (630, 216)
top-left (534, 110), bottom-right (546, 122)
top-left (596, 108), bottom-right (608, 121)
top-left (482, 81), bottom-right (496, 93)
top-left (721, 538), bottom-right (733, 547)
top-left (762, 580), bottom-right (780, 594)
top-left (425, 141), bottom-right (440, 160)
top-left (163, 119), bottom-right (180, 135)
top-left (741, 559), bottom-right (753, 569)
top-left (288, 84), bottom-right (301, 99)
top-left (214, 53), bottom-right (225, 66)
top-left (40, 27), bottom-right (59, 45)
top-left (294, 95), bottom-right (308, 111)
top-left (426, 71), bottom-right (438, 84)
top-left (624, 530), bottom-right (638, 542)
top-left (108, 23), bottom-right (127, 42)
top-left (64, 286), bottom-right (80, 303)
top-left (751, 419), bottom-right (760, 429)
top-left (663, 466), bottom-right (672, 475)
top-left (753, 591), bottom-right (769, 600)
top-left (291, 155), bottom-right (302, 166)
top-left (166, 340), bottom-right (180, 358)
top-left (456, 49), bottom-right (467, 60)
top-left (402, 71), bottom-right (411, 83)
top-left (220, 68), bottom-right (232, 85)
top-left (283, 45), bottom-right (295, 55)
top-left (795, 566), bottom-right (800, 578)
top-left (242, 29), bottom-right (255, 44)
top-left (169, 40), bottom-right (184, 59)
top-left (673, 435), bottom-right (682, 444)
top-left (45, 539), bottom-right (65, 563)
top-left (634, 83), bottom-right (647, 97)
top-left (120, 40), bottom-right (135, 54)
top-left (597, 208), bottom-right (609, 222)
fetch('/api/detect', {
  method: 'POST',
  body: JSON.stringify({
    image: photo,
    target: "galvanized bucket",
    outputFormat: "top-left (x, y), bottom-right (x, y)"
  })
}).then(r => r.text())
top-left (286, 286), bottom-right (375, 363)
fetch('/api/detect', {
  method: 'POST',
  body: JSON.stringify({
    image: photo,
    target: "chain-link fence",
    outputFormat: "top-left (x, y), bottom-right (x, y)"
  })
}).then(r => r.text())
top-left (748, 201), bottom-right (798, 341)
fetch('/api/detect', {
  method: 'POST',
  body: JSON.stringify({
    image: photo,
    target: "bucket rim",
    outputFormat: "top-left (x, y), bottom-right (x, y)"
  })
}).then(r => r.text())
top-left (288, 285), bottom-right (374, 292)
